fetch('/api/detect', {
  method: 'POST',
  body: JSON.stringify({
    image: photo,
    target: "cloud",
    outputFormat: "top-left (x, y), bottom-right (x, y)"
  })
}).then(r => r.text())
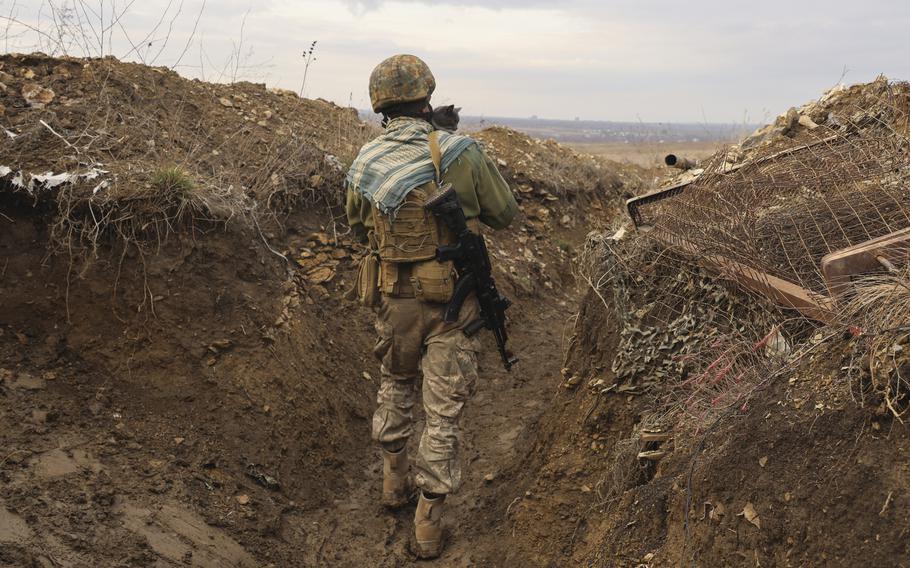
top-left (3, 0), bottom-right (909, 121)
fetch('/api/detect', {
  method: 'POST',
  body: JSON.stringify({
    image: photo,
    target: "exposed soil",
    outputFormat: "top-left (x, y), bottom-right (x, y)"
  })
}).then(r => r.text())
top-left (0, 190), bottom-right (615, 567)
top-left (1, 53), bottom-right (634, 567)
top-left (7, 52), bottom-right (906, 568)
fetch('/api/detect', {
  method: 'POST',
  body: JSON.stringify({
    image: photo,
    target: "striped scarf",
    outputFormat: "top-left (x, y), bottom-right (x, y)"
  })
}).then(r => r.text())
top-left (346, 117), bottom-right (476, 214)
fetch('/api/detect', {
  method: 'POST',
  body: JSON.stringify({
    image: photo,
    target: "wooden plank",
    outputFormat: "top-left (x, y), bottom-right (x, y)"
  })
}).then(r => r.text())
top-left (821, 227), bottom-right (910, 298)
top-left (654, 230), bottom-right (837, 324)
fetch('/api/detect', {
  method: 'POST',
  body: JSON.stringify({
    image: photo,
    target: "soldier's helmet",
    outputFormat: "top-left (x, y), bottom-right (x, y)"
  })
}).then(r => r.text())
top-left (369, 54), bottom-right (436, 113)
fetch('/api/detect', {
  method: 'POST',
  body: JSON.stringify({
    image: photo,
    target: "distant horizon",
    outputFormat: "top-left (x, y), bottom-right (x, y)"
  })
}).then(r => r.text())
top-left (358, 109), bottom-right (758, 127)
top-left (3, 1), bottom-right (907, 123)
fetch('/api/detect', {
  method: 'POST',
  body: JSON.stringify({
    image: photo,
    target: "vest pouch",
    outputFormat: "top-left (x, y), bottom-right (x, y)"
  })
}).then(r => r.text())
top-left (356, 253), bottom-right (381, 307)
top-left (374, 188), bottom-right (440, 263)
top-left (379, 261), bottom-right (399, 296)
top-left (410, 259), bottom-right (456, 303)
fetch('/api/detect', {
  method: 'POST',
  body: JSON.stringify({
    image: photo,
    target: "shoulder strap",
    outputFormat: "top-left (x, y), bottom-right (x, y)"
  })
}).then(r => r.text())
top-left (428, 130), bottom-right (442, 184)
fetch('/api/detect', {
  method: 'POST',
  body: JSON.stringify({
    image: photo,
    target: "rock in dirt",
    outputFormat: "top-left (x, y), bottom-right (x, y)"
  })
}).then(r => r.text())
top-left (739, 502), bottom-right (761, 529)
top-left (0, 506), bottom-right (33, 543)
top-left (12, 373), bottom-right (46, 391)
top-left (21, 83), bottom-right (55, 108)
top-left (208, 339), bottom-right (233, 353)
top-left (246, 464), bottom-right (280, 491)
top-left (563, 374), bottom-right (582, 388)
top-left (29, 409), bottom-right (54, 424)
top-left (306, 266), bottom-right (335, 285)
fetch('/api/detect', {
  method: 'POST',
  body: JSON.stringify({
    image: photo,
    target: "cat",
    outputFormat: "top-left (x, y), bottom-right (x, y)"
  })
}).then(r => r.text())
top-left (431, 105), bottom-right (462, 133)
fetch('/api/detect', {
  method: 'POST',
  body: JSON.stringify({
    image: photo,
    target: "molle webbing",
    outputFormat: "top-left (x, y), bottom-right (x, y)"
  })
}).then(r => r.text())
top-left (374, 186), bottom-right (442, 263)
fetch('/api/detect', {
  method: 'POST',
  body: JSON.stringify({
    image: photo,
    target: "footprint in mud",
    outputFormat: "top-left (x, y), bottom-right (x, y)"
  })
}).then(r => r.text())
top-left (113, 500), bottom-right (258, 567)
top-left (10, 447), bottom-right (102, 483)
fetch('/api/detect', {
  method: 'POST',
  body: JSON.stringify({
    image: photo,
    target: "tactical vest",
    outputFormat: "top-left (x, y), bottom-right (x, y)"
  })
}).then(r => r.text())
top-left (367, 131), bottom-right (478, 303)
top-left (372, 183), bottom-right (454, 301)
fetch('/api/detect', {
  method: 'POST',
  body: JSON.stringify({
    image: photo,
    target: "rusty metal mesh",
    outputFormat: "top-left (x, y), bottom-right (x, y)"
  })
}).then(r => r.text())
top-left (574, 80), bottom-right (910, 429)
top-left (637, 81), bottom-right (910, 299)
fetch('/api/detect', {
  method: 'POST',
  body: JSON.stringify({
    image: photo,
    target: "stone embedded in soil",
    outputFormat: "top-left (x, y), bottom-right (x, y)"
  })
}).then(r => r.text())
top-left (0, 507), bottom-right (33, 543)
top-left (12, 373), bottom-right (46, 390)
top-left (29, 409), bottom-right (51, 424)
top-left (739, 502), bottom-right (761, 529)
top-left (21, 83), bottom-right (55, 108)
top-left (208, 339), bottom-right (233, 353)
top-left (306, 266), bottom-right (335, 284)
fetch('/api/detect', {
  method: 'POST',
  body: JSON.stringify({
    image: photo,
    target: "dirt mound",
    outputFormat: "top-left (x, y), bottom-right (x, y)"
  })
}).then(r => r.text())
top-left (1, 52), bottom-right (373, 256)
top-left (475, 125), bottom-right (643, 202)
top-left (495, 79), bottom-right (910, 567)
top-left (0, 53), bottom-right (647, 566)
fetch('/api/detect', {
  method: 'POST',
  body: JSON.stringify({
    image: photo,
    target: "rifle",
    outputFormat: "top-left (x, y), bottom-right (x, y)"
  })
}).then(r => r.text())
top-left (425, 185), bottom-right (519, 371)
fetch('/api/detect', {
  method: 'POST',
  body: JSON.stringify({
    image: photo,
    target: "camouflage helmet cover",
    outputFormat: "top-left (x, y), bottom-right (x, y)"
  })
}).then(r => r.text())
top-left (369, 54), bottom-right (436, 113)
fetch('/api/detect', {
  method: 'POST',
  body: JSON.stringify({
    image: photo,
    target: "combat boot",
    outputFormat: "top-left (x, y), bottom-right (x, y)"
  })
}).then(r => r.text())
top-left (381, 447), bottom-right (410, 508)
top-left (414, 491), bottom-right (445, 558)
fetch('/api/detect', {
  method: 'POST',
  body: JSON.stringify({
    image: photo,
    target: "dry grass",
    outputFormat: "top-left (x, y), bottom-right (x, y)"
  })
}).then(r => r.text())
top-left (842, 269), bottom-right (910, 419)
top-left (0, 53), bottom-right (375, 262)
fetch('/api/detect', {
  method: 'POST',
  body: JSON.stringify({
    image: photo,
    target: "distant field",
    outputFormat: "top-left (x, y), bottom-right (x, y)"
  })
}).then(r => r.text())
top-left (567, 140), bottom-right (731, 168)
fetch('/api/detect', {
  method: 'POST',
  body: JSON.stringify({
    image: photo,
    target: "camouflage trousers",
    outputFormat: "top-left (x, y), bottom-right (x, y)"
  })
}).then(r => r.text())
top-left (372, 294), bottom-right (481, 495)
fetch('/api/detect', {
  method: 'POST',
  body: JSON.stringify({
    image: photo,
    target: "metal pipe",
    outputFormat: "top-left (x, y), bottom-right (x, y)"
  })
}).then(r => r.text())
top-left (664, 154), bottom-right (698, 170)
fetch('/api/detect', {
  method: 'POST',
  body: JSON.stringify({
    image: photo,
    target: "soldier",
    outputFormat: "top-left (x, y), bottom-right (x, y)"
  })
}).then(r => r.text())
top-left (345, 54), bottom-right (518, 558)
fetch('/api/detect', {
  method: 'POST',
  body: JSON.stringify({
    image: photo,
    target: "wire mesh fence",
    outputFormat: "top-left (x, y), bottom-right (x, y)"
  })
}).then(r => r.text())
top-left (637, 80), bottom-right (910, 306)
top-left (577, 79), bottom-right (910, 428)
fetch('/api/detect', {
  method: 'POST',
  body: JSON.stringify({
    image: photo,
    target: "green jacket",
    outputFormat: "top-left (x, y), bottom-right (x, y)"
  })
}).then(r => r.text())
top-left (346, 143), bottom-right (518, 238)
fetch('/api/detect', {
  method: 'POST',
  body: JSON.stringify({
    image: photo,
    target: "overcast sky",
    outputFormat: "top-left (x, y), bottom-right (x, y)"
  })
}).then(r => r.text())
top-left (3, 0), bottom-right (909, 122)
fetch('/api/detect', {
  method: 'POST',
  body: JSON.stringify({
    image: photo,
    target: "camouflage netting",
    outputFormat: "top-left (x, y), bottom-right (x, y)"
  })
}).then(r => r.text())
top-left (578, 232), bottom-right (793, 427)
top-left (577, 78), bottom-right (910, 426)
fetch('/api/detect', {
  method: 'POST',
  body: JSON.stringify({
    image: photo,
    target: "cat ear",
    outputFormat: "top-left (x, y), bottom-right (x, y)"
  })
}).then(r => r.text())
top-left (454, 107), bottom-right (462, 113)
top-left (442, 104), bottom-right (454, 112)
